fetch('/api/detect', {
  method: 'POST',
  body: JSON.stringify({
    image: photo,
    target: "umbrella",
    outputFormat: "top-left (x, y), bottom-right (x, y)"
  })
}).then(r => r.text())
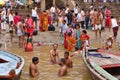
top-left (0, 0), bottom-right (5, 6)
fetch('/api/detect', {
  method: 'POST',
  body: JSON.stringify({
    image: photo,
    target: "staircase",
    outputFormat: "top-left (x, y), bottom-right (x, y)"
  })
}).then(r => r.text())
top-left (74, 1), bottom-right (120, 18)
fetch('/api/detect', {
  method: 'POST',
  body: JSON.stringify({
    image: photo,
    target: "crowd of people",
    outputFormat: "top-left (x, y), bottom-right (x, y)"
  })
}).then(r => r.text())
top-left (83, 0), bottom-right (120, 3)
top-left (0, 7), bottom-right (35, 51)
top-left (0, 1), bottom-right (120, 78)
top-left (29, 3), bottom-right (120, 77)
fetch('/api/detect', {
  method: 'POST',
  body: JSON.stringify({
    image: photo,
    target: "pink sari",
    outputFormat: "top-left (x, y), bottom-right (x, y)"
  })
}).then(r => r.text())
top-left (14, 15), bottom-right (21, 25)
top-left (26, 18), bottom-right (34, 36)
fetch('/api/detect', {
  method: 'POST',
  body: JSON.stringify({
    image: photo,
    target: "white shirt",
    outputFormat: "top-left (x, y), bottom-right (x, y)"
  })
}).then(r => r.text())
top-left (62, 23), bottom-right (68, 34)
top-left (32, 9), bottom-right (37, 17)
top-left (77, 13), bottom-right (81, 22)
top-left (111, 18), bottom-right (118, 28)
top-left (80, 10), bottom-right (85, 21)
top-left (65, 7), bottom-right (69, 14)
top-left (90, 10), bottom-right (94, 19)
top-left (74, 7), bottom-right (78, 14)
top-left (64, 17), bottom-right (68, 24)
top-left (35, 0), bottom-right (40, 3)
top-left (50, 7), bottom-right (55, 13)
top-left (9, 14), bottom-right (14, 22)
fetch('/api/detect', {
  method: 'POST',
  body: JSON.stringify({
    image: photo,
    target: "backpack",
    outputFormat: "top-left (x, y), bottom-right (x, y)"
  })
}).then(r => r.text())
top-left (48, 24), bottom-right (55, 31)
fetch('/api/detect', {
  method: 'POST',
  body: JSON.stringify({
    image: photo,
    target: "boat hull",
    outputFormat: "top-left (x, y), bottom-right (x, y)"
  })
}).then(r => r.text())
top-left (82, 51), bottom-right (106, 80)
top-left (0, 51), bottom-right (25, 80)
top-left (0, 71), bottom-right (21, 80)
top-left (82, 49), bottom-right (118, 80)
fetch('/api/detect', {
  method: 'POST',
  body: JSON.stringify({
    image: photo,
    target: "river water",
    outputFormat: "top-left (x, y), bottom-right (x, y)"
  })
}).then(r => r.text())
top-left (8, 45), bottom-right (92, 80)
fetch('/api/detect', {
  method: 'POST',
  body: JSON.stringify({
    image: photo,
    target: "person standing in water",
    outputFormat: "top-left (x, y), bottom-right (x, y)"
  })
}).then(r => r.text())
top-left (64, 51), bottom-right (73, 68)
top-left (24, 33), bottom-right (33, 52)
top-left (50, 44), bottom-right (59, 64)
top-left (70, 47), bottom-right (81, 58)
top-left (9, 21), bottom-right (14, 45)
top-left (29, 57), bottom-right (39, 78)
top-left (58, 58), bottom-right (67, 77)
top-left (17, 19), bottom-right (24, 47)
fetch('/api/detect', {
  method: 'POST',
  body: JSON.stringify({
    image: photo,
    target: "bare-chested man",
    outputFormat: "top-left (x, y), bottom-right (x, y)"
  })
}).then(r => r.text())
top-left (58, 58), bottom-right (67, 76)
top-left (50, 43), bottom-right (59, 64)
top-left (29, 57), bottom-right (39, 77)
top-left (64, 51), bottom-right (73, 68)
top-left (94, 11), bottom-right (102, 39)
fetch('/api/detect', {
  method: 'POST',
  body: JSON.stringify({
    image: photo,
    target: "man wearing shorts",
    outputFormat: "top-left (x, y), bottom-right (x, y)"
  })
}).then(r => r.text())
top-left (94, 12), bottom-right (102, 39)
top-left (31, 7), bottom-right (38, 29)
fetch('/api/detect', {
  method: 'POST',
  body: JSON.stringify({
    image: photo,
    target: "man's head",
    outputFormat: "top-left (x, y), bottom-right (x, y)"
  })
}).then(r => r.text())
top-left (53, 43), bottom-right (58, 50)
top-left (82, 30), bottom-right (87, 35)
top-left (21, 19), bottom-right (25, 23)
top-left (32, 57), bottom-right (39, 64)
top-left (64, 51), bottom-right (69, 59)
top-left (67, 23), bottom-right (72, 28)
top-left (27, 15), bottom-right (30, 18)
top-left (67, 32), bottom-right (72, 37)
top-left (63, 20), bottom-right (66, 24)
top-left (15, 12), bottom-right (18, 16)
top-left (58, 58), bottom-right (66, 66)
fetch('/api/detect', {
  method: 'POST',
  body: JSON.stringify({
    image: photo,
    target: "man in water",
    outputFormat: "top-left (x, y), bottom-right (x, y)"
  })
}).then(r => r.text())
top-left (29, 57), bottom-right (39, 77)
top-left (64, 51), bottom-right (73, 68)
top-left (50, 43), bottom-right (59, 64)
top-left (58, 58), bottom-right (67, 76)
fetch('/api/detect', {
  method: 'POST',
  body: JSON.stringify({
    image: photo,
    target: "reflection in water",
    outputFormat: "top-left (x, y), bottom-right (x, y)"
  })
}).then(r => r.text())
top-left (8, 45), bottom-right (92, 80)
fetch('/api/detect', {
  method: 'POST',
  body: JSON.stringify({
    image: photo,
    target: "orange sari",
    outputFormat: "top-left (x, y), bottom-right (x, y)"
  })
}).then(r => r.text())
top-left (42, 13), bottom-right (48, 31)
top-left (66, 36), bottom-right (76, 51)
top-left (39, 11), bottom-right (43, 30)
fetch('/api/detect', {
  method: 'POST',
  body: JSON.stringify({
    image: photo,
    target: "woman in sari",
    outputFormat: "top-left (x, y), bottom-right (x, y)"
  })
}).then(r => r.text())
top-left (25, 34), bottom-right (33, 52)
top-left (39, 10), bottom-right (43, 31)
top-left (42, 11), bottom-right (48, 31)
top-left (26, 15), bottom-right (34, 36)
top-left (105, 8), bottom-right (111, 31)
top-left (77, 30), bottom-right (90, 50)
top-left (66, 32), bottom-right (76, 51)
top-left (73, 24), bottom-right (82, 49)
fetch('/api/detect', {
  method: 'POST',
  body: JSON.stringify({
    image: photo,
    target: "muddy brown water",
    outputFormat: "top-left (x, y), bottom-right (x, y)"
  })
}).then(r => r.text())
top-left (7, 45), bottom-right (92, 80)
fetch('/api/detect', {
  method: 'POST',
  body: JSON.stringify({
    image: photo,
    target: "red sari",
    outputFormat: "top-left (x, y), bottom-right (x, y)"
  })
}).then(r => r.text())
top-left (25, 38), bottom-right (33, 52)
top-left (105, 10), bottom-right (111, 28)
top-left (106, 16), bottom-right (111, 28)
top-left (64, 32), bottom-right (67, 49)
top-left (80, 34), bottom-right (90, 49)
top-left (26, 18), bottom-right (34, 36)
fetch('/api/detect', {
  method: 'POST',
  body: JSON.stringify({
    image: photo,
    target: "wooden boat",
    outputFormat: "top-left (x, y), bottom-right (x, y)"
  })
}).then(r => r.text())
top-left (0, 50), bottom-right (25, 80)
top-left (82, 48), bottom-right (120, 80)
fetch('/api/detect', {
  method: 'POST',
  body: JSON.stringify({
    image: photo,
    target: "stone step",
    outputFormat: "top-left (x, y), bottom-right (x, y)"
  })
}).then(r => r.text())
top-left (75, 1), bottom-right (120, 18)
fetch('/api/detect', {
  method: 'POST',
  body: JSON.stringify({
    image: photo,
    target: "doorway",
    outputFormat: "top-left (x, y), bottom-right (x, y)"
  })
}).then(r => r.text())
top-left (45, 0), bottom-right (53, 9)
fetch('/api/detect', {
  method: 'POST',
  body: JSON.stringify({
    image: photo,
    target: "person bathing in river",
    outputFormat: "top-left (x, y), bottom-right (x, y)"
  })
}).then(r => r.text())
top-left (29, 57), bottom-right (39, 78)
top-left (50, 43), bottom-right (59, 64)
top-left (24, 33), bottom-right (33, 52)
top-left (64, 51), bottom-right (73, 68)
top-left (58, 58), bottom-right (67, 77)
top-left (70, 47), bottom-right (82, 58)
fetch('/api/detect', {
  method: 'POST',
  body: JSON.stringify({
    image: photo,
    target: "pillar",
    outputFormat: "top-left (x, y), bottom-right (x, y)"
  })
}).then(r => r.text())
top-left (41, 0), bottom-right (46, 10)
top-left (53, 0), bottom-right (55, 5)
